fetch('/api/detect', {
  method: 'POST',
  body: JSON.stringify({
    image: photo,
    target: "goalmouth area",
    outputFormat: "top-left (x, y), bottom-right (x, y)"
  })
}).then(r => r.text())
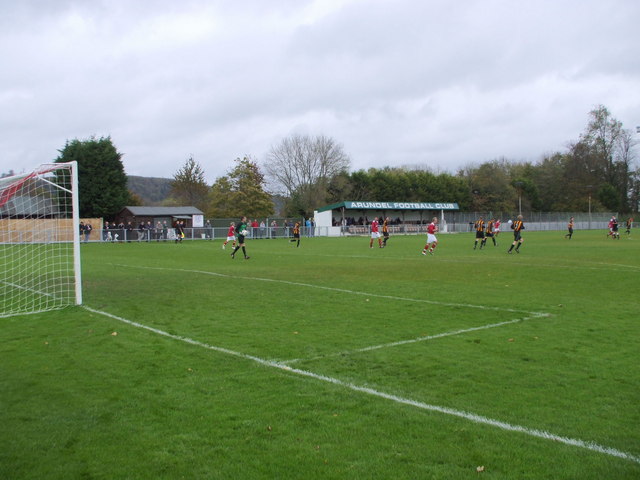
top-left (0, 162), bottom-right (81, 317)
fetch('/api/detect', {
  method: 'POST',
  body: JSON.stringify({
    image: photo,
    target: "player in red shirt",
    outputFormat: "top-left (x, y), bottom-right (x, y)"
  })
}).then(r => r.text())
top-left (422, 217), bottom-right (438, 255)
top-left (369, 217), bottom-right (382, 248)
top-left (494, 219), bottom-right (501, 238)
top-left (222, 222), bottom-right (236, 250)
top-left (608, 216), bottom-right (619, 239)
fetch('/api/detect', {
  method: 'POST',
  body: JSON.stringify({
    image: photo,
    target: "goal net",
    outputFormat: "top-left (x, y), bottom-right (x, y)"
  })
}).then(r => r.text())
top-left (0, 161), bottom-right (82, 317)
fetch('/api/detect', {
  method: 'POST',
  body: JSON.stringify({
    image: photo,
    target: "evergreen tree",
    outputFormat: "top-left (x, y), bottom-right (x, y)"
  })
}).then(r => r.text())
top-left (55, 136), bottom-right (130, 218)
top-left (170, 156), bottom-right (209, 211)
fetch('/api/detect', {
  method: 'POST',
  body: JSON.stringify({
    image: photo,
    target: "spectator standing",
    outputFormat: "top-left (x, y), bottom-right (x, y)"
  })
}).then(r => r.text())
top-left (162, 221), bottom-right (168, 241)
top-left (84, 222), bottom-right (93, 243)
top-left (126, 222), bottom-right (134, 242)
top-left (117, 222), bottom-right (125, 242)
top-left (137, 222), bottom-right (145, 242)
top-left (103, 221), bottom-right (111, 241)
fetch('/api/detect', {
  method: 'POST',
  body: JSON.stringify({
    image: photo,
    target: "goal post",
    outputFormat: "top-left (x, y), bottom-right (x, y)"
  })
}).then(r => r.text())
top-left (0, 161), bottom-right (82, 317)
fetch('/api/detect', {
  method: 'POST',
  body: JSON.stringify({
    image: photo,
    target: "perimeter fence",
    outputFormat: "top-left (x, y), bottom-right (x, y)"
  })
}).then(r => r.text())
top-left (441, 212), bottom-right (618, 233)
top-left (81, 212), bottom-right (625, 242)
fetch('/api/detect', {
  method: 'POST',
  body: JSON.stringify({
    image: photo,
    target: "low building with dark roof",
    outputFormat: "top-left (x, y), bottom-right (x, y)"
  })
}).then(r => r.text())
top-left (115, 206), bottom-right (204, 228)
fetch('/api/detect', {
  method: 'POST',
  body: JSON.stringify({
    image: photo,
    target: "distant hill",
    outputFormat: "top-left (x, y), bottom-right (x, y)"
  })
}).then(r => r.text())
top-left (127, 175), bottom-right (173, 205)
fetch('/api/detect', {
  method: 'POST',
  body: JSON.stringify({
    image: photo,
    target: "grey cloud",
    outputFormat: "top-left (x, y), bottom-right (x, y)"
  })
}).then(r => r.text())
top-left (0, 0), bottom-right (638, 182)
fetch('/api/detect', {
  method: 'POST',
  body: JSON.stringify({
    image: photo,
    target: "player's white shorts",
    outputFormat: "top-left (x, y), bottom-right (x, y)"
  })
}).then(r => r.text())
top-left (427, 233), bottom-right (437, 243)
top-left (371, 232), bottom-right (381, 239)
top-left (227, 235), bottom-right (236, 242)
top-left (494, 228), bottom-right (500, 234)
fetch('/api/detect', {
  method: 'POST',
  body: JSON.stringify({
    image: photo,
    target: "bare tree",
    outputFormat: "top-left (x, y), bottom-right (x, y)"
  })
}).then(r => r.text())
top-left (617, 128), bottom-right (638, 211)
top-left (264, 134), bottom-right (350, 215)
top-left (576, 105), bottom-right (637, 211)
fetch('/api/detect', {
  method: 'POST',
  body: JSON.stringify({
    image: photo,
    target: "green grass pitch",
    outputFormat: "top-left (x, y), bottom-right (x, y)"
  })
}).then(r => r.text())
top-left (1, 230), bottom-right (639, 479)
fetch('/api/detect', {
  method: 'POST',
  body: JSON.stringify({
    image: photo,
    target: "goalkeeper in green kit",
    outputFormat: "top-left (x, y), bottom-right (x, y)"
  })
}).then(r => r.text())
top-left (231, 216), bottom-right (250, 260)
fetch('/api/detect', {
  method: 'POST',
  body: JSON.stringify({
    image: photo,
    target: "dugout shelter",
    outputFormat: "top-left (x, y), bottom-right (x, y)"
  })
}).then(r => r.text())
top-left (314, 201), bottom-right (459, 236)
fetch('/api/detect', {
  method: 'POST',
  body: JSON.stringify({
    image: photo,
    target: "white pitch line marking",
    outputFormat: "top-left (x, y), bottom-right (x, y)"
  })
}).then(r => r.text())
top-left (283, 316), bottom-right (543, 364)
top-left (0, 281), bottom-right (66, 318)
top-left (111, 262), bottom-right (551, 364)
top-left (266, 249), bottom-right (640, 273)
top-left (110, 263), bottom-right (549, 317)
top-left (83, 305), bottom-right (640, 466)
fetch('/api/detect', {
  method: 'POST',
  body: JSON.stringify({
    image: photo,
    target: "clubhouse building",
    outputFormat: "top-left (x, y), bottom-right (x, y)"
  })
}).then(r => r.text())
top-left (314, 201), bottom-right (459, 236)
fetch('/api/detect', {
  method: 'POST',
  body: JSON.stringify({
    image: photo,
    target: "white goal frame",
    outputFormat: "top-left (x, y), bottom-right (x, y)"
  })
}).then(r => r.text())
top-left (0, 161), bottom-right (82, 317)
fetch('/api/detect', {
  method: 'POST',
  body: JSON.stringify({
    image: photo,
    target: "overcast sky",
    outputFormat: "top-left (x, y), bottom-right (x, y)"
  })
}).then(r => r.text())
top-left (1, 0), bottom-right (639, 183)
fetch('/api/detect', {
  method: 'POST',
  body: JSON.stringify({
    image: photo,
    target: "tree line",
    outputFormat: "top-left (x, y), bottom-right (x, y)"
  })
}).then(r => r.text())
top-left (51, 105), bottom-right (637, 219)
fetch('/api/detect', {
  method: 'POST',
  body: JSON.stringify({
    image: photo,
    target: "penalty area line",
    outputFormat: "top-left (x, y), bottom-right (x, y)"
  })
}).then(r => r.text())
top-left (110, 263), bottom-right (550, 317)
top-left (283, 316), bottom-right (543, 364)
top-left (83, 305), bottom-right (640, 466)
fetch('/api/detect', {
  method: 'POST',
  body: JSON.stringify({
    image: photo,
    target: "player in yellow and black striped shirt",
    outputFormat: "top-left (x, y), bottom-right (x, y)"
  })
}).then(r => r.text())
top-left (473, 217), bottom-right (485, 250)
top-left (565, 217), bottom-right (574, 239)
top-left (382, 217), bottom-right (390, 247)
top-left (482, 218), bottom-right (497, 247)
top-left (507, 215), bottom-right (525, 254)
top-left (289, 221), bottom-right (301, 247)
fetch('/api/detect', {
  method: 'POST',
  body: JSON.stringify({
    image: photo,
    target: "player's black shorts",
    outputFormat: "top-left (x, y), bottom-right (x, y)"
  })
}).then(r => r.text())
top-left (293, 233), bottom-right (300, 239)
top-left (513, 231), bottom-right (522, 242)
top-left (485, 232), bottom-right (494, 238)
top-left (237, 234), bottom-right (246, 243)
top-left (475, 230), bottom-right (485, 239)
